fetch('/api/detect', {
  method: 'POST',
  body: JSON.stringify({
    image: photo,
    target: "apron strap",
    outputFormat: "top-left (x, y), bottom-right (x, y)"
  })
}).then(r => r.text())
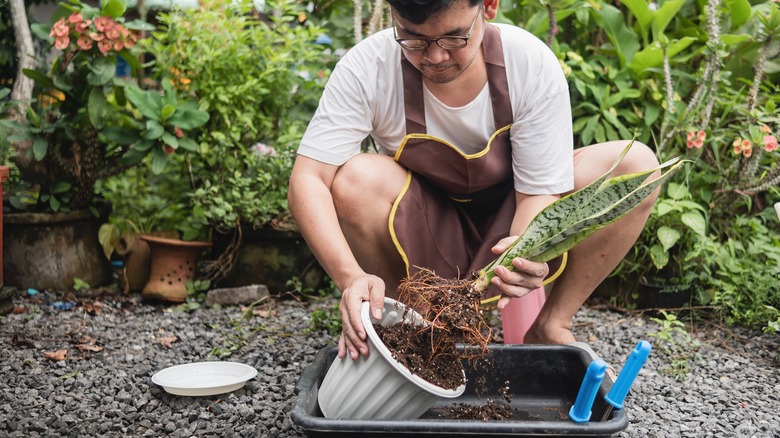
top-left (401, 23), bottom-right (512, 135)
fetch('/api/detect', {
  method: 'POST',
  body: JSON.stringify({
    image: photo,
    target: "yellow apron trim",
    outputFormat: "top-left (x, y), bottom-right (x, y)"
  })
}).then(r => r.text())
top-left (393, 124), bottom-right (512, 162)
top-left (478, 251), bottom-right (568, 306)
top-left (388, 170), bottom-right (414, 277)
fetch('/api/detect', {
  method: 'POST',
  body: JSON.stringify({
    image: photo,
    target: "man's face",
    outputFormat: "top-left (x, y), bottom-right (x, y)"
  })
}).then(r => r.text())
top-left (393, 3), bottom-right (485, 84)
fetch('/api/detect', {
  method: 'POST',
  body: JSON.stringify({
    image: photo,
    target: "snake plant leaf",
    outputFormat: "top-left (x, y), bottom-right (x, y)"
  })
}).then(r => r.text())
top-left (473, 142), bottom-right (685, 293)
top-left (527, 158), bottom-right (684, 262)
top-left (482, 141), bottom-right (635, 274)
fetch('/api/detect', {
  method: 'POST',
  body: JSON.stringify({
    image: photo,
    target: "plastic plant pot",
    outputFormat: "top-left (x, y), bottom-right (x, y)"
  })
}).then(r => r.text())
top-left (317, 297), bottom-right (466, 419)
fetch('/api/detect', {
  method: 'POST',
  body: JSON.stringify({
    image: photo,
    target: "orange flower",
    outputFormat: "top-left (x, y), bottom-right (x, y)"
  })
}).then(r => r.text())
top-left (93, 16), bottom-right (114, 32)
top-left (692, 138), bottom-right (703, 149)
top-left (687, 131), bottom-right (695, 141)
top-left (97, 39), bottom-right (113, 54)
top-left (741, 139), bottom-right (752, 151)
top-left (50, 19), bottom-right (70, 38)
top-left (77, 35), bottom-right (93, 51)
top-left (697, 130), bottom-right (706, 140)
top-left (54, 36), bottom-right (70, 50)
top-left (743, 147), bottom-right (753, 158)
top-left (764, 135), bottom-right (778, 152)
top-left (67, 12), bottom-right (84, 24)
top-left (760, 125), bottom-right (771, 134)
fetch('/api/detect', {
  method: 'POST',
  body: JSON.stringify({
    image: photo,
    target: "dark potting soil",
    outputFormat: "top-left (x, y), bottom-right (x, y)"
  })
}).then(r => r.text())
top-left (374, 323), bottom-right (466, 390)
top-left (439, 399), bottom-right (513, 420)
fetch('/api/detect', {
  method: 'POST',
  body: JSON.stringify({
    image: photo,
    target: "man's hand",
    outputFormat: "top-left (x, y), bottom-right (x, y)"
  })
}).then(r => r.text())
top-left (337, 274), bottom-right (387, 360)
top-left (489, 236), bottom-right (549, 309)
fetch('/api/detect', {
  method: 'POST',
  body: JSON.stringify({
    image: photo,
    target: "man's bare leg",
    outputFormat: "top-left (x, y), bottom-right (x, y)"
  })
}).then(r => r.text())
top-left (331, 153), bottom-right (408, 295)
top-left (524, 140), bottom-right (660, 344)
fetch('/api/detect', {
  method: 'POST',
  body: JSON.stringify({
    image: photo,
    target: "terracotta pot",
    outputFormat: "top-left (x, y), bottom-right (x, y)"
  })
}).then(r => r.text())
top-left (3, 207), bottom-right (112, 290)
top-left (141, 235), bottom-right (211, 303)
top-left (115, 231), bottom-right (179, 292)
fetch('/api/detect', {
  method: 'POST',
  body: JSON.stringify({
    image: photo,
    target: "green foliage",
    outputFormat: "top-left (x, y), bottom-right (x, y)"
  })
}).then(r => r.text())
top-left (73, 277), bottom-right (91, 291)
top-left (692, 214), bottom-right (780, 328)
top-left (141, 0), bottom-right (328, 231)
top-left (648, 310), bottom-right (701, 380)
top-left (2, 0), bottom-right (206, 213)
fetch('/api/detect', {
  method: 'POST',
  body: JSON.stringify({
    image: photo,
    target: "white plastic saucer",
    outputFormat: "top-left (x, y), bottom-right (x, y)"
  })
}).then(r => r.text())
top-left (151, 362), bottom-right (257, 396)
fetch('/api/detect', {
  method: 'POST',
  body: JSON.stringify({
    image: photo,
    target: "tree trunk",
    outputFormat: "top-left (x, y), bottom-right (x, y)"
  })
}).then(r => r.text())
top-left (9, 0), bottom-right (35, 118)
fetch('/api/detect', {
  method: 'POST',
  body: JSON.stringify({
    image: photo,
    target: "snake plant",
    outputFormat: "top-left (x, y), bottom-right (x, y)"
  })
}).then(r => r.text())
top-left (473, 141), bottom-right (686, 293)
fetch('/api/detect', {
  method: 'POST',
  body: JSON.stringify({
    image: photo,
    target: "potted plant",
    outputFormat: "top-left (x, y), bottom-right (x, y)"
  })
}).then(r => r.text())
top-left (140, 0), bottom-right (330, 292)
top-left (1, 0), bottom-right (208, 290)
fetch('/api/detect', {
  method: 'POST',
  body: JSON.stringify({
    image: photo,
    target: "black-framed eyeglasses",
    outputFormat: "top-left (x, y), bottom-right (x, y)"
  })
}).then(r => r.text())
top-left (393, 6), bottom-right (482, 51)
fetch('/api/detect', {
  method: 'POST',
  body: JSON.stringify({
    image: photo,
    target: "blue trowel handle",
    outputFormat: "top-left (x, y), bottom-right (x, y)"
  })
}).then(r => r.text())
top-left (569, 358), bottom-right (607, 423)
top-left (604, 340), bottom-right (652, 410)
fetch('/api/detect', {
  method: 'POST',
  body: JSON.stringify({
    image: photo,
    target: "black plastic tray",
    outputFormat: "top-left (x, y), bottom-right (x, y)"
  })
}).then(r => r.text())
top-left (291, 344), bottom-right (629, 437)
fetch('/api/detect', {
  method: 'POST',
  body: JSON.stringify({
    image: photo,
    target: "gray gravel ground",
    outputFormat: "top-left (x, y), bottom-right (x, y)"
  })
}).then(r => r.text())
top-left (0, 288), bottom-right (778, 437)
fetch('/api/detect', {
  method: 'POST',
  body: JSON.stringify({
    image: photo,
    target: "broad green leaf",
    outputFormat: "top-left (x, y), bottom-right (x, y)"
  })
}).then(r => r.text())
top-left (52, 181), bottom-right (71, 193)
top-left (101, 0), bottom-right (127, 19)
top-left (98, 223), bottom-right (118, 259)
top-left (168, 107), bottom-right (210, 129)
top-left (101, 126), bottom-right (139, 145)
top-left (143, 120), bottom-right (164, 140)
top-left (32, 137), bottom-right (48, 161)
top-left (22, 69), bottom-right (54, 88)
top-left (162, 132), bottom-right (178, 148)
top-left (650, 244), bottom-right (670, 270)
top-left (88, 87), bottom-right (107, 129)
top-left (720, 34), bottom-right (753, 46)
top-left (161, 104), bottom-right (176, 121)
top-left (620, 0), bottom-right (653, 32)
top-left (50, 196), bottom-right (60, 212)
top-left (628, 37), bottom-right (696, 76)
top-left (725, 0), bottom-right (752, 27)
top-left (177, 137), bottom-right (198, 152)
top-left (667, 182), bottom-right (689, 199)
top-left (87, 57), bottom-right (116, 86)
top-left (597, 4), bottom-right (640, 66)
top-left (151, 147), bottom-right (168, 174)
top-left (651, 0), bottom-right (686, 40)
top-left (657, 226), bottom-right (681, 251)
top-left (681, 210), bottom-right (707, 236)
top-left (126, 87), bottom-right (162, 121)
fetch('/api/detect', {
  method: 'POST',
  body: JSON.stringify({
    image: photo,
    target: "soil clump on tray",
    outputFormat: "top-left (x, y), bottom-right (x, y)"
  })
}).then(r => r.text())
top-left (373, 268), bottom-right (493, 390)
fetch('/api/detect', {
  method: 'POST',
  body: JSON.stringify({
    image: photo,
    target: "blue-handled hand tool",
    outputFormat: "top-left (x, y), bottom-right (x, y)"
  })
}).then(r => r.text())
top-left (568, 357), bottom-right (606, 423)
top-left (601, 340), bottom-right (652, 421)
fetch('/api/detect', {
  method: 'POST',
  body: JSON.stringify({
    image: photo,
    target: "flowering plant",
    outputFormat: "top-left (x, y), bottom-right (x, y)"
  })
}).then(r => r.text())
top-left (3, 0), bottom-right (208, 212)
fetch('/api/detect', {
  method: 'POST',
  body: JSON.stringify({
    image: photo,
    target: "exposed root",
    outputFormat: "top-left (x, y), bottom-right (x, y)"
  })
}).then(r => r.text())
top-left (396, 267), bottom-right (491, 363)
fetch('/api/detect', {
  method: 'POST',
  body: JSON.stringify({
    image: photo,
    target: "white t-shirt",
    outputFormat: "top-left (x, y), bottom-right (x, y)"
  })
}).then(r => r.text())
top-left (298, 23), bottom-right (574, 195)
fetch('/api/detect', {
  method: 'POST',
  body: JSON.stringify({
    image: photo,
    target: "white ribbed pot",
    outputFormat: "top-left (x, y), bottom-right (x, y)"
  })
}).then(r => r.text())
top-left (317, 297), bottom-right (466, 419)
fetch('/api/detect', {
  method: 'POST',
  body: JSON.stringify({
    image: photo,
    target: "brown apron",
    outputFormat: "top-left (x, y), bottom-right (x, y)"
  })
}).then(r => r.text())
top-left (389, 24), bottom-right (562, 298)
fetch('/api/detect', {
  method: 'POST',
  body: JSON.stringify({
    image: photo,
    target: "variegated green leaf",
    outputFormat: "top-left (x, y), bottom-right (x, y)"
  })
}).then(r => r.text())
top-left (484, 141), bottom-right (637, 273)
top-left (526, 158), bottom-right (684, 262)
top-left (473, 143), bottom-right (686, 292)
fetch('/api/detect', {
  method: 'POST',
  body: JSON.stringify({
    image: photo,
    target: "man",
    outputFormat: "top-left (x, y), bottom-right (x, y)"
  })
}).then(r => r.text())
top-left (288, 0), bottom-right (658, 360)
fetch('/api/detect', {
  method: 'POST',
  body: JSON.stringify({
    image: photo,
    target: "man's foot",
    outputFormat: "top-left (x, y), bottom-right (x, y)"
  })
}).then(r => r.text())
top-left (523, 321), bottom-right (576, 344)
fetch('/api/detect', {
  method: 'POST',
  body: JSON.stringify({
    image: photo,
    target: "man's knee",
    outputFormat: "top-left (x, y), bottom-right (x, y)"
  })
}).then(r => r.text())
top-left (332, 154), bottom-right (406, 218)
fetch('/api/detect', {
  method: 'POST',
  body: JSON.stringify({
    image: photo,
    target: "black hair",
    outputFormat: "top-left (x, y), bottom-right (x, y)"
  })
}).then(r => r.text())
top-left (387, 0), bottom-right (483, 24)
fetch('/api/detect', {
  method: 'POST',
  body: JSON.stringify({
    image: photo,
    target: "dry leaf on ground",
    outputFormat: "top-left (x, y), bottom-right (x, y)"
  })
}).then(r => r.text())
top-left (43, 349), bottom-right (68, 361)
top-left (159, 336), bottom-right (178, 349)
